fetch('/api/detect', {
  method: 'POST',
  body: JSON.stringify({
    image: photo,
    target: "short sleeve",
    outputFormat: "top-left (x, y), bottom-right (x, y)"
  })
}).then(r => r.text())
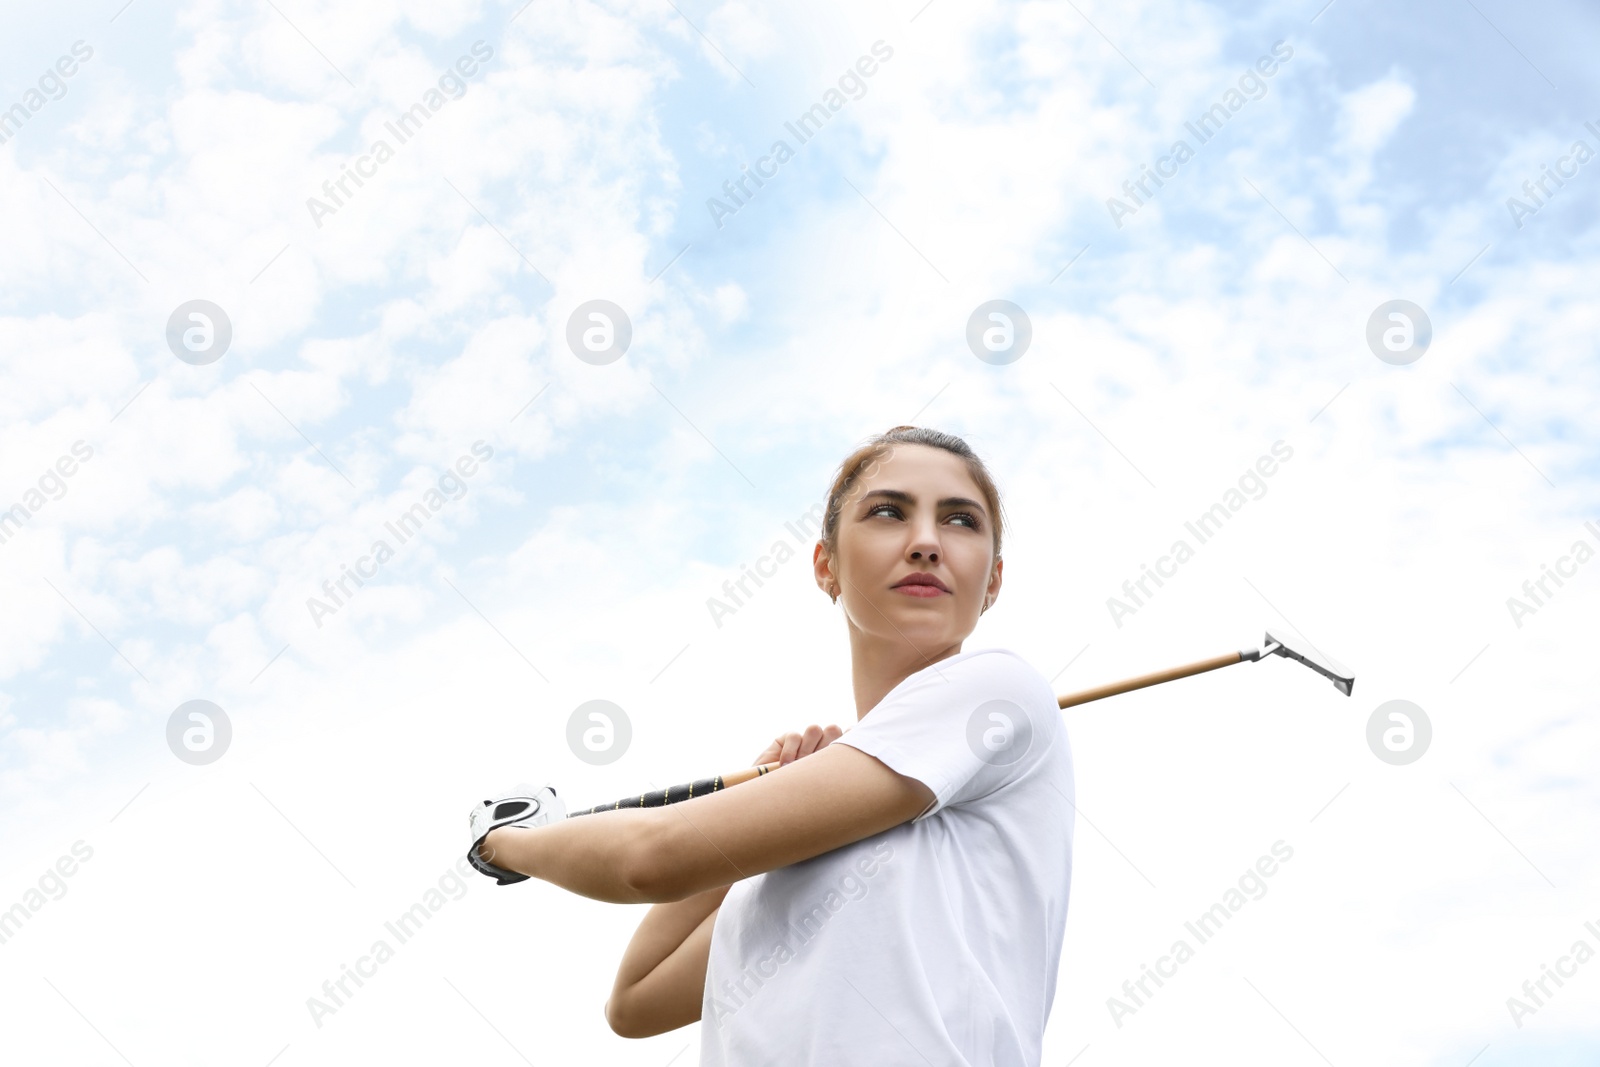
top-left (834, 648), bottom-right (1058, 821)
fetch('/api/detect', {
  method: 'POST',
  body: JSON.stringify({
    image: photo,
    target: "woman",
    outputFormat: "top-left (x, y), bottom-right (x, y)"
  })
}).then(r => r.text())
top-left (473, 426), bottom-right (1076, 1064)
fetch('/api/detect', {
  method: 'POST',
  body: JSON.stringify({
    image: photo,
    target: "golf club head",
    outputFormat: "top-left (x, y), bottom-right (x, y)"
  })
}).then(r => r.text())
top-left (1260, 628), bottom-right (1355, 696)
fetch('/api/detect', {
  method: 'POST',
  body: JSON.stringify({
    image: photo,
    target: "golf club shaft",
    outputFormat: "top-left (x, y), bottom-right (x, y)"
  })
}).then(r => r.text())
top-left (567, 647), bottom-right (1255, 819)
top-left (1056, 650), bottom-right (1244, 707)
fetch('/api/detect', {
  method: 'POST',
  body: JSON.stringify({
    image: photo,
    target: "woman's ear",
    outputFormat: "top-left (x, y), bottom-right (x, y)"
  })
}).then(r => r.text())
top-left (813, 542), bottom-right (836, 601)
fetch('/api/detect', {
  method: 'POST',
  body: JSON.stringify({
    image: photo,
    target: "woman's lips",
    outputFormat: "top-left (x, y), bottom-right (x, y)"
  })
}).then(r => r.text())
top-left (892, 584), bottom-right (948, 598)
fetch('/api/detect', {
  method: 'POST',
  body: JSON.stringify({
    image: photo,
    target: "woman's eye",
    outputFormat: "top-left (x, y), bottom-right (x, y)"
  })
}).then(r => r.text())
top-left (867, 504), bottom-right (980, 530)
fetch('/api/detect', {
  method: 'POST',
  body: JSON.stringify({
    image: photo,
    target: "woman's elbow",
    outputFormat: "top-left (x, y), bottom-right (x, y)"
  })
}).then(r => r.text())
top-left (604, 993), bottom-right (641, 1038)
top-left (605, 991), bottom-right (680, 1039)
top-left (620, 833), bottom-right (671, 903)
top-left (621, 822), bottom-right (698, 903)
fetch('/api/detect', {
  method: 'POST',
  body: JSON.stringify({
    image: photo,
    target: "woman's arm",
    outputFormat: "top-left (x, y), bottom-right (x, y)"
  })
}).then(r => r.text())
top-left (604, 883), bottom-right (730, 1037)
top-left (483, 718), bottom-right (933, 904)
top-left (481, 807), bottom-right (657, 904)
top-left (603, 725), bottom-right (841, 1038)
top-left (631, 742), bottom-right (935, 900)
top-left (485, 742), bottom-right (934, 903)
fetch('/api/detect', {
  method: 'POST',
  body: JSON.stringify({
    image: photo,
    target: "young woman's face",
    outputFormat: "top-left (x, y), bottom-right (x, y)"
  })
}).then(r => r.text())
top-left (820, 443), bottom-right (1001, 650)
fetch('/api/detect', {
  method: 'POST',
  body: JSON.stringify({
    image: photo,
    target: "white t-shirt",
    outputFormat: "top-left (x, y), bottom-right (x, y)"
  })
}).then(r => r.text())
top-left (699, 646), bottom-right (1075, 1066)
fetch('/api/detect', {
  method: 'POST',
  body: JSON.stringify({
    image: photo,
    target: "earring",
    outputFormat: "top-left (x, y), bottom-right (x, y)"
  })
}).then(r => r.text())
top-left (830, 584), bottom-right (839, 604)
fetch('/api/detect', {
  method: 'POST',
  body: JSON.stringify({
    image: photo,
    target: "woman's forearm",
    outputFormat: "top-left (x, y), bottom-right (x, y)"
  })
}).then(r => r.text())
top-left (612, 882), bottom-right (732, 992)
top-left (483, 809), bottom-right (656, 904)
top-left (607, 885), bottom-right (730, 1037)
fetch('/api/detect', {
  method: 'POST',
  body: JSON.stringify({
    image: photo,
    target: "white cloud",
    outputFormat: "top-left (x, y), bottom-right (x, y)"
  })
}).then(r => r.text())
top-left (706, 0), bottom-right (781, 63)
top-left (0, 0), bottom-right (1595, 1063)
top-left (1337, 73), bottom-right (1417, 156)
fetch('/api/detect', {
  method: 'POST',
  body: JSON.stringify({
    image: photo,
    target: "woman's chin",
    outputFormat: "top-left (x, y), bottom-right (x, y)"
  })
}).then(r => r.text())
top-left (874, 610), bottom-right (974, 646)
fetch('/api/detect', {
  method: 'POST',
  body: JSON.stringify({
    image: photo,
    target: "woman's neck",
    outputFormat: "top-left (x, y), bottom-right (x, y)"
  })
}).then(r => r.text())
top-left (847, 630), bottom-right (965, 718)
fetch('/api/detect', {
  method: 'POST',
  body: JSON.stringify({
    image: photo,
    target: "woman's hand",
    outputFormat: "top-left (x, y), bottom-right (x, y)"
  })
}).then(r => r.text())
top-left (752, 723), bottom-right (844, 768)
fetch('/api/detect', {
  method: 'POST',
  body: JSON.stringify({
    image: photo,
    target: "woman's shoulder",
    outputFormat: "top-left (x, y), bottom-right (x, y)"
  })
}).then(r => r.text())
top-left (950, 646), bottom-right (1046, 682)
top-left (945, 647), bottom-right (1057, 707)
top-left (943, 648), bottom-right (1070, 787)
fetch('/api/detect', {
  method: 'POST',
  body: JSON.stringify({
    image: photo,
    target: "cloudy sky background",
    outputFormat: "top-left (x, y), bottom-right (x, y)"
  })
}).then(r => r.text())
top-left (1, 0), bottom-right (1597, 1062)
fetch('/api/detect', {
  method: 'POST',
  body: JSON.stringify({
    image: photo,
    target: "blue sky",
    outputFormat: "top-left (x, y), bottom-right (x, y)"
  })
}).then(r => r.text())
top-left (1, 0), bottom-right (1597, 1063)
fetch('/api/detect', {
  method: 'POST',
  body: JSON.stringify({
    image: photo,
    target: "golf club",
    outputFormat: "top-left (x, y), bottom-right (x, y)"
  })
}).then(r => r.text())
top-left (564, 628), bottom-right (1354, 818)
